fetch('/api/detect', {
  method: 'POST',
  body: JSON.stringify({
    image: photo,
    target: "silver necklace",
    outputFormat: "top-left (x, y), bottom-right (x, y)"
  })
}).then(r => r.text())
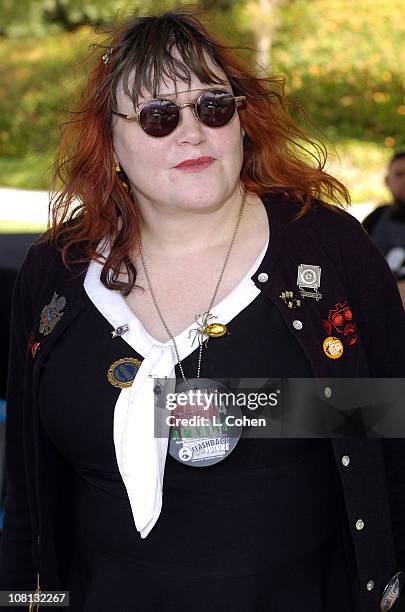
top-left (139, 188), bottom-right (247, 390)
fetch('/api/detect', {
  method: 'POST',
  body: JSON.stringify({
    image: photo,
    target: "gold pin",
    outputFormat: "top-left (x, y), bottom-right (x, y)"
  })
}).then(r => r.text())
top-left (280, 290), bottom-right (302, 309)
top-left (188, 311), bottom-right (229, 347)
top-left (204, 323), bottom-right (227, 337)
top-left (107, 357), bottom-right (142, 388)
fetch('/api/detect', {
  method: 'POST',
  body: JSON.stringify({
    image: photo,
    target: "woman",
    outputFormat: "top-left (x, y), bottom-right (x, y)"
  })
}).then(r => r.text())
top-left (0, 6), bottom-right (404, 612)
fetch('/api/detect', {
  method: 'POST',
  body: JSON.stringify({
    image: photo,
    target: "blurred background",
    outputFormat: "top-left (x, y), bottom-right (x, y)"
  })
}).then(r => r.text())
top-left (0, 0), bottom-right (404, 527)
top-left (1, 0), bottom-right (404, 220)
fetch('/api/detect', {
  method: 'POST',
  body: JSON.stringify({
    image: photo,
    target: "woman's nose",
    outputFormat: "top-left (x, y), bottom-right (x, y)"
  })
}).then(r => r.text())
top-left (175, 105), bottom-right (204, 142)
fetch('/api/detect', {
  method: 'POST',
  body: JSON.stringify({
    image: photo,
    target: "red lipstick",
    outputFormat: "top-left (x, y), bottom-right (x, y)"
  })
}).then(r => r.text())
top-left (174, 156), bottom-right (215, 171)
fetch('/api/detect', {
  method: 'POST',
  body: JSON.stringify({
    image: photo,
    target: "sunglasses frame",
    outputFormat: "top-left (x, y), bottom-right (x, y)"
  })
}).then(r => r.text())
top-left (111, 88), bottom-right (247, 136)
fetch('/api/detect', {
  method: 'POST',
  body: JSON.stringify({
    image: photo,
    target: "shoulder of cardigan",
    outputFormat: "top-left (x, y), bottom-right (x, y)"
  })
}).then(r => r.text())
top-left (22, 194), bottom-right (363, 310)
top-left (251, 192), bottom-right (366, 285)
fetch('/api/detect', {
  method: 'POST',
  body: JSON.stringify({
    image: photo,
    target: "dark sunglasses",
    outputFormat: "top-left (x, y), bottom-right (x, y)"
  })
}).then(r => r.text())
top-left (111, 88), bottom-right (247, 137)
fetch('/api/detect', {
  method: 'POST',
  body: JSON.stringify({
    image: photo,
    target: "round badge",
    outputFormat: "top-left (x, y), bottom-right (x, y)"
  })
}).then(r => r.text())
top-left (168, 378), bottom-right (242, 467)
top-left (323, 336), bottom-right (344, 359)
top-left (107, 357), bottom-right (142, 388)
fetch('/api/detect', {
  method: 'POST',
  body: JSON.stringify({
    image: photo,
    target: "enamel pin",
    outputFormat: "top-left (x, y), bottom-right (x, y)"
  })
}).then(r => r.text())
top-left (27, 331), bottom-right (40, 358)
top-left (323, 336), bottom-right (344, 359)
top-left (322, 301), bottom-right (359, 347)
top-left (297, 264), bottom-right (322, 301)
top-left (31, 342), bottom-right (41, 358)
top-left (111, 324), bottom-right (129, 338)
top-left (279, 290), bottom-right (301, 309)
top-left (107, 357), bottom-right (142, 388)
top-left (39, 292), bottom-right (67, 335)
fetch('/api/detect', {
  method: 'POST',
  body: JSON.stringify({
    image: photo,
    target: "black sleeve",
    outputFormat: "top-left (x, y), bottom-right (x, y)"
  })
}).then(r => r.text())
top-left (347, 221), bottom-right (405, 569)
top-left (0, 254), bottom-right (37, 590)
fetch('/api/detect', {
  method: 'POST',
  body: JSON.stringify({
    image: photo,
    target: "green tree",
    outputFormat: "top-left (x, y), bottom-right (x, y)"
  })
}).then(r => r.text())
top-left (0, 0), bottom-right (192, 37)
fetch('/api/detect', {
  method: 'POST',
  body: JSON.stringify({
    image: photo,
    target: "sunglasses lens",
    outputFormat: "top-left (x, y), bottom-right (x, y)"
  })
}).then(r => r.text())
top-left (140, 99), bottom-right (179, 137)
top-left (197, 90), bottom-right (236, 127)
top-left (139, 89), bottom-right (237, 137)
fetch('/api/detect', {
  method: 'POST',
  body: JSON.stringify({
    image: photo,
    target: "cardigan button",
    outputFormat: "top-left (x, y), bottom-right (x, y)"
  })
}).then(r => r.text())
top-left (292, 320), bottom-right (303, 330)
top-left (381, 571), bottom-right (404, 611)
top-left (258, 272), bottom-right (268, 283)
top-left (324, 386), bottom-right (332, 398)
top-left (366, 580), bottom-right (374, 591)
top-left (355, 518), bottom-right (365, 530)
top-left (341, 455), bottom-right (350, 467)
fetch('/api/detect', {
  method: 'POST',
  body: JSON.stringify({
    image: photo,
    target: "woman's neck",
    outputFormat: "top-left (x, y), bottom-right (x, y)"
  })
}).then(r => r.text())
top-left (136, 190), bottom-right (263, 259)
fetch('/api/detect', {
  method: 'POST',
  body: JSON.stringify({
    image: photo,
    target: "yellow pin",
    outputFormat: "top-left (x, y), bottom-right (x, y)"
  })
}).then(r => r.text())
top-left (323, 336), bottom-right (344, 359)
top-left (204, 323), bottom-right (227, 338)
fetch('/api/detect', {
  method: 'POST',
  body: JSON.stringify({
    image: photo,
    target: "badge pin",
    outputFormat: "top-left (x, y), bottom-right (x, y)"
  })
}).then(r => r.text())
top-left (107, 357), bottom-right (142, 388)
top-left (168, 378), bottom-right (242, 468)
top-left (279, 290), bottom-right (302, 309)
top-left (39, 292), bottom-right (67, 335)
top-left (297, 264), bottom-right (322, 301)
top-left (111, 324), bottom-right (129, 338)
top-left (322, 301), bottom-right (359, 347)
top-left (323, 336), bottom-right (344, 359)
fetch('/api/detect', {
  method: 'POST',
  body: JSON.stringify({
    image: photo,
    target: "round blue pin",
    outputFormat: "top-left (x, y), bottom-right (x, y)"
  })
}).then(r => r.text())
top-left (107, 357), bottom-right (142, 388)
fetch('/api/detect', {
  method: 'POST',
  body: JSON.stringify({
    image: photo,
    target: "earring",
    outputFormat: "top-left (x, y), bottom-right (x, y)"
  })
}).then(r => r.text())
top-left (114, 161), bottom-right (129, 191)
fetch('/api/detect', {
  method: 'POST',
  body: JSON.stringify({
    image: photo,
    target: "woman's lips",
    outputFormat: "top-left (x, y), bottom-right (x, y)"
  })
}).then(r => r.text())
top-left (174, 159), bottom-right (215, 172)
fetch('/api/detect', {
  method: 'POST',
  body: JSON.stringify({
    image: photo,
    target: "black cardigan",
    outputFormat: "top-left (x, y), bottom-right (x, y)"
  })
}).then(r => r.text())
top-left (1, 192), bottom-right (405, 612)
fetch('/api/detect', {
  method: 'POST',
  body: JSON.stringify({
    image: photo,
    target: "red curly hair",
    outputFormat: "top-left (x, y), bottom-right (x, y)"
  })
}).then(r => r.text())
top-left (42, 3), bottom-right (350, 295)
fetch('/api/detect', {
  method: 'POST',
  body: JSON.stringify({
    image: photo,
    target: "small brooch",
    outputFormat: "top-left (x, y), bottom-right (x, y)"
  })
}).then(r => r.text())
top-left (31, 342), bottom-right (41, 358)
top-left (297, 264), bottom-right (322, 301)
top-left (39, 292), bottom-right (66, 336)
top-left (188, 311), bottom-right (228, 348)
top-left (322, 301), bottom-right (359, 347)
top-left (27, 331), bottom-right (41, 358)
top-left (111, 324), bottom-right (129, 338)
top-left (107, 357), bottom-right (142, 388)
top-left (279, 290), bottom-right (301, 309)
top-left (102, 47), bottom-right (114, 65)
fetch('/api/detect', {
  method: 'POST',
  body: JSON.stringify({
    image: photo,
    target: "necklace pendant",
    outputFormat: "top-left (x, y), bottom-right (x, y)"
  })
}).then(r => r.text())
top-left (169, 378), bottom-right (242, 467)
top-left (204, 322), bottom-right (227, 337)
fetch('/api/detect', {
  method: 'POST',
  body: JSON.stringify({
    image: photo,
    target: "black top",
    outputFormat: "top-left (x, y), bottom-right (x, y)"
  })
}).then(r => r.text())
top-left (39, 285), bottom-right (355, 611)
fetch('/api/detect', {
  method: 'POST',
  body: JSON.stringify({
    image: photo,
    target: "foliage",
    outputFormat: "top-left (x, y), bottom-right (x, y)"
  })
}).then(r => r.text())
top-left (1, 0), bottom-right (120, 37)
top-left (271, 0), bottom-right (405, 148)
top-left (0, 27), bottom-right (92, 167)
top-left (0, 0), bottom-right (230, 37)
top-left (0, 0), bottom-right (403, 202)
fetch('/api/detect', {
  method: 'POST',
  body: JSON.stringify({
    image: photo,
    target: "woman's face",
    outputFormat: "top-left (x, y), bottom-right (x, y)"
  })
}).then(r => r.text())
top-left (111, 48), bottom-right (246, 214)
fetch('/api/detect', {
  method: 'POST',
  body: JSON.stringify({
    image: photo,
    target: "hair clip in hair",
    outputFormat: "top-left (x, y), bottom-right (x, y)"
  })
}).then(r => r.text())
top-left (102, 47), bottom-right (114, 65)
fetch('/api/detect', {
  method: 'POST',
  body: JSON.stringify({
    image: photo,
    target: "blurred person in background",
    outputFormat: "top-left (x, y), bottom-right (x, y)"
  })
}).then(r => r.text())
top-left (363, 151), bottom-right (405, 307)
